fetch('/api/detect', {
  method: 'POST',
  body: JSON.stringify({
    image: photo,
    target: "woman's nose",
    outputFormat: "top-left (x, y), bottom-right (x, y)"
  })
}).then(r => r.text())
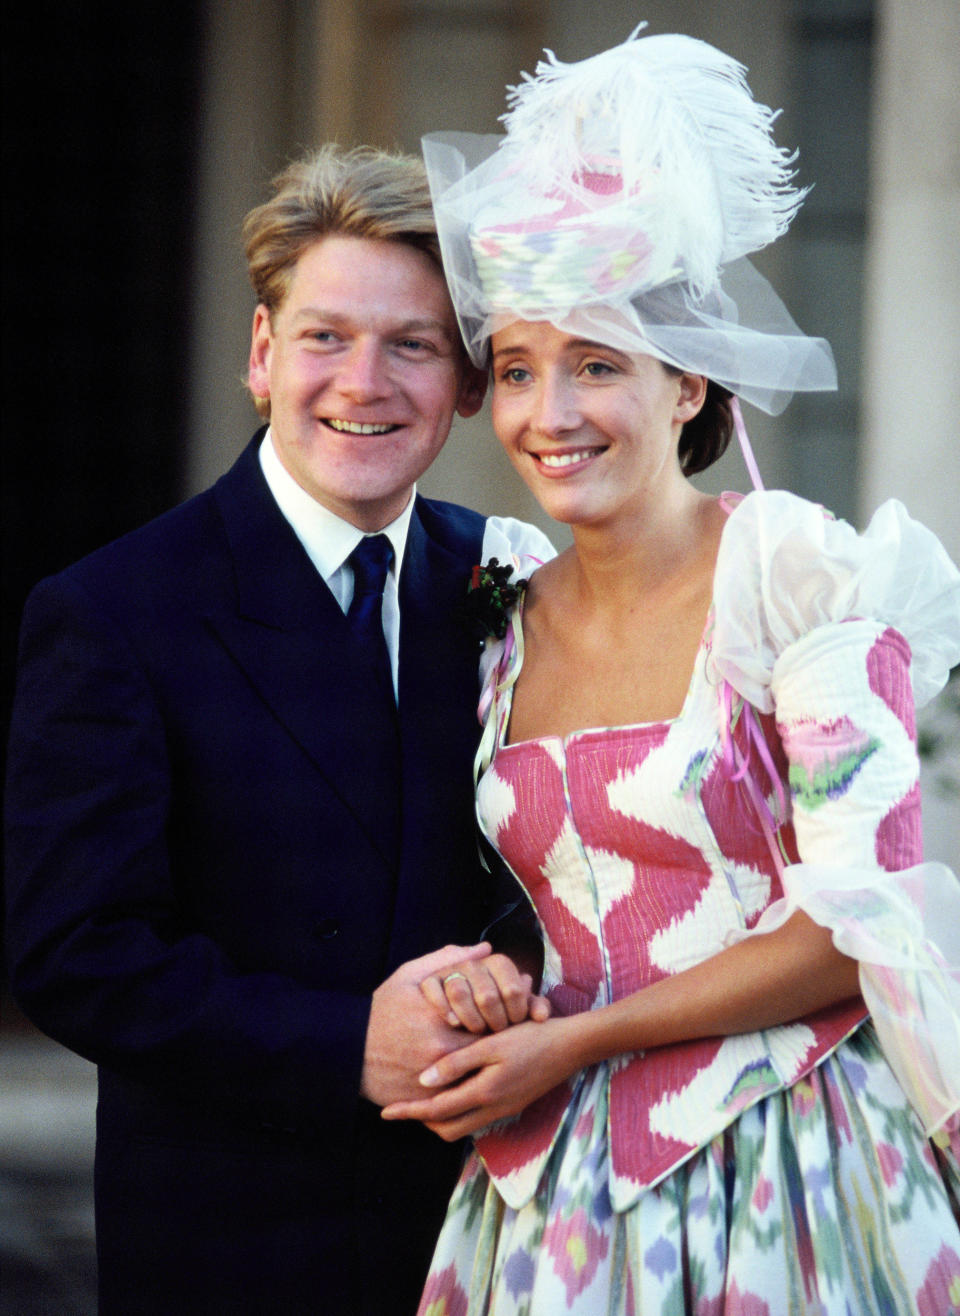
top-left (532, 377), bottom-right (581, 437)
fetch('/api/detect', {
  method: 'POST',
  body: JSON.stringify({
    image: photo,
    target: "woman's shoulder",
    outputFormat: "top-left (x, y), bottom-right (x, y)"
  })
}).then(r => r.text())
top-left (709, 489), bottom-right (960, 711)
top-left (719, 487), bottom-right (838, 542)
top-left (716, 489), bottom-right (958, 621)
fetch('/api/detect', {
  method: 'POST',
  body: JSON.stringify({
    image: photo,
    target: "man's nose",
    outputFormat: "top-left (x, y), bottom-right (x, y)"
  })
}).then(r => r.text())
top-left (336, 340), bottom-right (391, 403)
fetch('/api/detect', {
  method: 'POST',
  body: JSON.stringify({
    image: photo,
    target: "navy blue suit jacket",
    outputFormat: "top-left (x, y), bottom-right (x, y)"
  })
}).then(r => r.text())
top-left (5, 434), bottom-right (500, 1314)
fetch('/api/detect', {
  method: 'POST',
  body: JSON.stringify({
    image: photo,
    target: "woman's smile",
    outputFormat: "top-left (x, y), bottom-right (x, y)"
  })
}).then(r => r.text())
top-left (533, 445), bottom-right (608, 472)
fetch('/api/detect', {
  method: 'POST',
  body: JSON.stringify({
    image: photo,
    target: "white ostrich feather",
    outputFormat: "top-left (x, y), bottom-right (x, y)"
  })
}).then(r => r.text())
top-left (499, 25), bottom-right (806, 296)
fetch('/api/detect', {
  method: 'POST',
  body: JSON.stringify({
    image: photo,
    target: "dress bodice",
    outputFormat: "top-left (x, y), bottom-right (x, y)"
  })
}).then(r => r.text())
top-left (474, 623), bottom-right (866, 1210)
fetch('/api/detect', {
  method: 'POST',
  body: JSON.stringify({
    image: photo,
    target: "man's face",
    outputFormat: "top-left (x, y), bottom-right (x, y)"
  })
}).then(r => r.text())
top-left (248, 235), bottom-right (485, 530)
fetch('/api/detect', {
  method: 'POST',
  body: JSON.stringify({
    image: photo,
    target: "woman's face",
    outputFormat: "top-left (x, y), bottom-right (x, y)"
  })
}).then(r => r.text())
top-left (490, 321), bottom-right (704, 529)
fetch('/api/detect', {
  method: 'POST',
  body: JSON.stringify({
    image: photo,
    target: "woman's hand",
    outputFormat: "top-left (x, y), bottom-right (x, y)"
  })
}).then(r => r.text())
top-left (380, 1015), bottom-right (574, 1140)
top-left (420, 953), bottom-right (551, 1034)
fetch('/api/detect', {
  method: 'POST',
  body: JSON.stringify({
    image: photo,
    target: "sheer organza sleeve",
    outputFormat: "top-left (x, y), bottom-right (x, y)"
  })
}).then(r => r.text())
top-left (710, 491), bottom-right (960, 1139)
top-left (710, 491), bottom-right (960, 714)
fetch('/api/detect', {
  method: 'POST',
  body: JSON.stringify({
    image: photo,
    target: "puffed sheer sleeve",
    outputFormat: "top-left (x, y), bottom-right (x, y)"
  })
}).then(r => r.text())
top-left (709, 491), bottom-right (960, 1138)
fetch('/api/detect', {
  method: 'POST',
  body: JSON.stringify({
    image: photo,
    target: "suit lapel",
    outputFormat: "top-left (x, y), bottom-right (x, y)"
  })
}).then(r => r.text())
top-left (389, 502), bottom-right (487, 965)
top-left (207, 436), bottom-right (400, 868)
top-left (396, 503), bottom-right (482, 728)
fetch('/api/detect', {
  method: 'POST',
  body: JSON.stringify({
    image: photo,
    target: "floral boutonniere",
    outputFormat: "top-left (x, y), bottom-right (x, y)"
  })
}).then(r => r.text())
top-left (461, 558), bottom-right (527, 641)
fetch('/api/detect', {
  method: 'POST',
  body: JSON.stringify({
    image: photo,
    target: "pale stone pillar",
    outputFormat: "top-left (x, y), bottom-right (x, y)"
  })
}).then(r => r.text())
top-left (861, 0), bottom-right (960, 549)
top-left (185, 2), bottom-right (299, 495)
top-left (861, 0), bottom-right (960, 859)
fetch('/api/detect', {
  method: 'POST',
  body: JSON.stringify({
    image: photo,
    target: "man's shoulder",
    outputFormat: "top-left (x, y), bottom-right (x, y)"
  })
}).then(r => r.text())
top-left (413, 495), bottom-right (487, 556)
top-left (52, 482), bottom-right (220, 597)
top-left (413, 498), bottom-right (554, 566)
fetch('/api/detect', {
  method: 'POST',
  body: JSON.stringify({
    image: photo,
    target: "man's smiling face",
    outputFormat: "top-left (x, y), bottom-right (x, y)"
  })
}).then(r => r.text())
top-left (248, 234), bottom-right (485, 531)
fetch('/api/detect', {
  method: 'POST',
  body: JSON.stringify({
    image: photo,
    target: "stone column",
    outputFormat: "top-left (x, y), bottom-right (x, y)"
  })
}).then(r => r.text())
top-left (861, 0), bottom-right (960, 861)
top-left (185, 1), bottom-right (310, 495)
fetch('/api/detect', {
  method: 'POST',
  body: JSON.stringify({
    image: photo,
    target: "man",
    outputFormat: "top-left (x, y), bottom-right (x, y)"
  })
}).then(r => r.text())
top-left (4, 145), bottom-right (551, 1314)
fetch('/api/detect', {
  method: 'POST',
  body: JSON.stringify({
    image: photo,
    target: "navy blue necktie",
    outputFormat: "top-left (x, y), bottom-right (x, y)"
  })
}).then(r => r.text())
top-left (347, 534), bottom-right (395, 703)
top-left (346, 533), bottom-right (400, 868)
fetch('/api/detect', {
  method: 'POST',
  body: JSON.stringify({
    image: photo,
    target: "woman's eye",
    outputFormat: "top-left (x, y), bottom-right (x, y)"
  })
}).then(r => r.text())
top-left (501, 367), bottom-right (530, 384)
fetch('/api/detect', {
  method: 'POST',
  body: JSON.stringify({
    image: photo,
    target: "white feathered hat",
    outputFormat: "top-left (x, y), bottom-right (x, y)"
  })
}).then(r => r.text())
top-left (423, 25), bottom-right (836, 415)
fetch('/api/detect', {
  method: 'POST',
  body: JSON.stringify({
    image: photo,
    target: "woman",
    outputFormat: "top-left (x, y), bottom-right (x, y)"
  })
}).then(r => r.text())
top-left (384, 28), bottom-right (960, 1314)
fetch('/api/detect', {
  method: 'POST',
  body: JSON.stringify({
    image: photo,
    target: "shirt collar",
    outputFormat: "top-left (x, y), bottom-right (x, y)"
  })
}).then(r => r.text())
top-left (258, 427), bottom-right (415, 584)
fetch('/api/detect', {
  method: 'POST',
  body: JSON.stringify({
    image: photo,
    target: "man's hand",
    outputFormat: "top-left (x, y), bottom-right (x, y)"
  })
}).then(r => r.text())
top-left (360, 943), bottom-right (493, 1107)
top-left (419, 953), bottom-right (551, 1034)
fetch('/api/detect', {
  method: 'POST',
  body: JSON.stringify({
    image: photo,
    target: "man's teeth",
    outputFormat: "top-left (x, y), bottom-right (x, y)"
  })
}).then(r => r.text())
top-left (327, 419), bottom-right (395, 434)
top-left (538, 449), bottom-right (600, 468)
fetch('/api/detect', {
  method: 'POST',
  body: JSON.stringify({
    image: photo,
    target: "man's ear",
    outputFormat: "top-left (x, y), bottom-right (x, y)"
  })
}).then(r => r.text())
top-left (247, 304), bottom-right (273, 400)
top-left (676, 372), bottom-right (708, 423)
top-left (455, 362), bottom-right (488, 418)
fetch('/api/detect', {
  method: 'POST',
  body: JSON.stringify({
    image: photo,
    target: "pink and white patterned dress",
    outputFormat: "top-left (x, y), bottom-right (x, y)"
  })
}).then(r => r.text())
top-left (419, 492), bottom-right (960, 1316)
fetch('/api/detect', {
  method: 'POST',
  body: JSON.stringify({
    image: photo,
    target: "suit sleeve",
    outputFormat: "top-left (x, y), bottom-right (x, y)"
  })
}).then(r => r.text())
top-left (4, 572), bottom-right (370, 1134)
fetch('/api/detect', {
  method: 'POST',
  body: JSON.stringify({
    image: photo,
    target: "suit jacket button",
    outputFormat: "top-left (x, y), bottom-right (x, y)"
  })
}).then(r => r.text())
top-left (312, 918), bottom-right (341, 940)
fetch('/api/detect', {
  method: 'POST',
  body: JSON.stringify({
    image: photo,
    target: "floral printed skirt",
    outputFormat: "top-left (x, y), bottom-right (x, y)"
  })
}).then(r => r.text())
top-left (417, 1025), bottom-right (960, 1316)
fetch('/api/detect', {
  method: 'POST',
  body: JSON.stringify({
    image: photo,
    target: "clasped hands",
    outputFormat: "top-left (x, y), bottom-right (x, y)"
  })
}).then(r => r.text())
top-left (420, 945), bottom-right (551, 1037)
top-left (363, 941), bottom-right (570, 1141)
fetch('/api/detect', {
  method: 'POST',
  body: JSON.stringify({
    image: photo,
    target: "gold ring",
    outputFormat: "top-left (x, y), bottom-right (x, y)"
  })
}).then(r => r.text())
top-left (443, 971), bottom-right (467, 984)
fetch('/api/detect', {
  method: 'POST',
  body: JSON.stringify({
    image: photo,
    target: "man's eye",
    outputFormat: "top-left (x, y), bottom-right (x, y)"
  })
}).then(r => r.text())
top-left (584, 361), bottom-right (615, 376)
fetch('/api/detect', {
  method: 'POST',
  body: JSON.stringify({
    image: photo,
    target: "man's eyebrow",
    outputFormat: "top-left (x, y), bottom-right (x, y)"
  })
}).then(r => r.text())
top-left (292, 307), bottom-right (454, 339)
top-left (291, 306), bottom-right (347, 324)
top-left (391, 318), bottom-right (457, 342)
